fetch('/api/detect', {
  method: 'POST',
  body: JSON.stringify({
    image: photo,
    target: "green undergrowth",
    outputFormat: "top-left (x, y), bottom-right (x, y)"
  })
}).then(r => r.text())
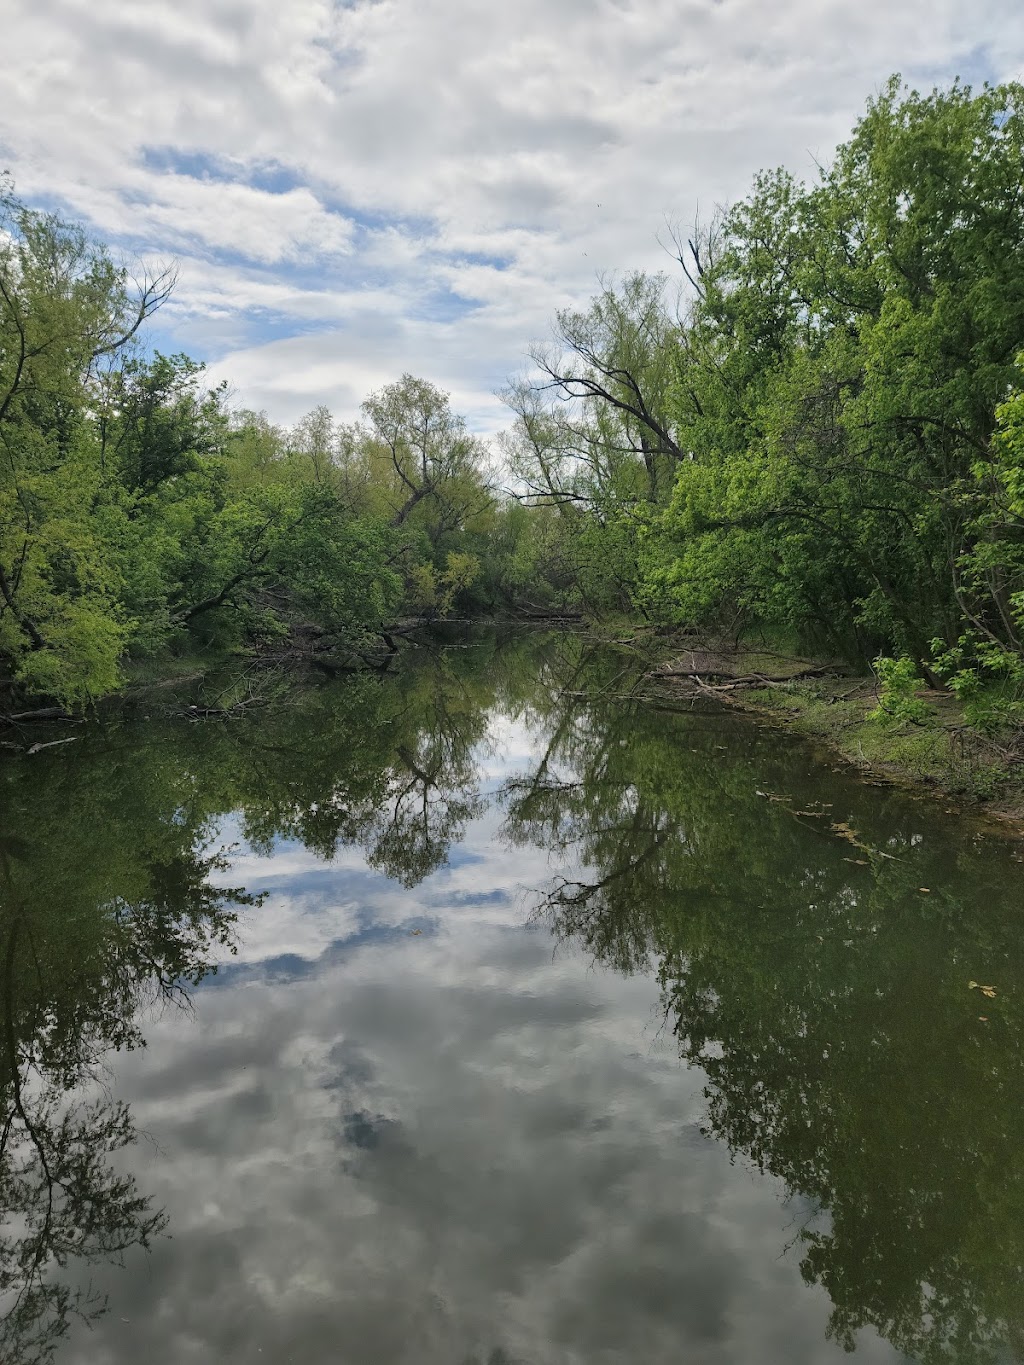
top-left (743, 676), bottom-right (1024, 814)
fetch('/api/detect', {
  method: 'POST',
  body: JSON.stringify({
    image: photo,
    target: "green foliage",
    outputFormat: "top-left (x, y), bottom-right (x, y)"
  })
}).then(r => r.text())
top-left (869, 655), bottom-right (936, 726)
top-left (0, 189), bottom-right (500, 705)
top-left (407, 551), bottom-right (481, 617)
top-left (499, 76), bottom-right (1024, 697)
top-left (929, 635), bottom-right (1024, 734)
top-left (0, 184), bottom-right (146, 702)
top-left (651, 76), bottom-right (1024, 667)
top-left (277, 491), bottom-right (402, 637)
top-left (11, 73), bottom-right (1024, 713)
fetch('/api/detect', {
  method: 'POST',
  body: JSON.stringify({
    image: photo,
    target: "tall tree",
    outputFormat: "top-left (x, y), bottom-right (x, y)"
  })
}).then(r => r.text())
top-left (0, 185), bottom-right (173, 701)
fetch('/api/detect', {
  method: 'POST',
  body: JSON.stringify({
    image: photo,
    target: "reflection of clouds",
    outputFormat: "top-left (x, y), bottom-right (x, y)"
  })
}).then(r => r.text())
top-left (62, 759), bottom-right (902, 1365)
top-left (208, 792), bottom-right (547, 972)
top-left (477, 715), bottom-right (536, 784)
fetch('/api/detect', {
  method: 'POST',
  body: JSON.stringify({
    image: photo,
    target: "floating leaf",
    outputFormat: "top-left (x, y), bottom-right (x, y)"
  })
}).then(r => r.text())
top-left (831, 820), bottom-right (871, 851)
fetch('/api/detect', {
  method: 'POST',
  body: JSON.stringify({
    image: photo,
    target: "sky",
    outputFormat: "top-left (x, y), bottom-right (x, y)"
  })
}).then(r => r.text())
top-left (2, 0), bottom-right (1023, 435)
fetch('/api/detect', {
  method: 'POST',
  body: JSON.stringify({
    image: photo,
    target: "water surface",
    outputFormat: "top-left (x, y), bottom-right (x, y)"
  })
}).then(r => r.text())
top-left (2, 633), bottom-right (1023, 1364)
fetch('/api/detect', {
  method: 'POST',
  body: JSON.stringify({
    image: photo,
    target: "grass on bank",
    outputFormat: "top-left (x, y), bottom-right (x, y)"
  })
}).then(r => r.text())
top-left (742, 675), bottom-right (1024, 813)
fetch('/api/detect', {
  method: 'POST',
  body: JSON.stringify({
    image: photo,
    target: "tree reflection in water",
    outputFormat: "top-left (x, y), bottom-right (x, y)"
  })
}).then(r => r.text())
top-left (501, 641), bottom-right (1024, 1365)
top-left (5, 631), bottom-right (1024, 1363)
top-left (0, 636), bottom-right (500, 1360)
top-left (0, 835), bottom-right (250, 1363)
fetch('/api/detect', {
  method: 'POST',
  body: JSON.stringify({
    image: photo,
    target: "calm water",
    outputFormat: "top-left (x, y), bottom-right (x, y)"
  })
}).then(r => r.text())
top-left (2, 632), bottom-right (1023, 1365)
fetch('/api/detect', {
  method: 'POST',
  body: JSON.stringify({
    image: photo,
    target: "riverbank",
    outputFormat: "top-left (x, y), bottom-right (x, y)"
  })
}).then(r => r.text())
top-left (646, 641), bottom-right (1024, 831)
top-left (6, 622), bottom-right (1022, 832)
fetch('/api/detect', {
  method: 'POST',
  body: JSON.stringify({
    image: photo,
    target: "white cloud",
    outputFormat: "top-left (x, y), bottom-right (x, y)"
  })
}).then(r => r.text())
top-left (121, 176), bottom-right (355, 263)
top-left (2, 0), bottom-right (1023, 427)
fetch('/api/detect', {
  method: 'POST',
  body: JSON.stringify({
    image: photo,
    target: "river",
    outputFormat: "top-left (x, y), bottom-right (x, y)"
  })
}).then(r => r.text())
top-left (1, 631), bottom-right (1022, 1364)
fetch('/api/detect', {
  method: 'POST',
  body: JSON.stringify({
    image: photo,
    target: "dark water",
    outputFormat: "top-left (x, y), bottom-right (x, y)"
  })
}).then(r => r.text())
top-left (2, 632), bottom-right (1023, 1365)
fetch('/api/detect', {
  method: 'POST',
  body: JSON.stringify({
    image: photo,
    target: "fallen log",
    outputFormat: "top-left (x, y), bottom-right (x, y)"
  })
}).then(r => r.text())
top-left (1, 706), bottom-right (75, 724)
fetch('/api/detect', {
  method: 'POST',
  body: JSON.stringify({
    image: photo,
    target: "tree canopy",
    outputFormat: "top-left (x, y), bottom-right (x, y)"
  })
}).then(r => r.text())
top-left (6, 75), bottom-right (1024, 717)
top-left (506, 76), bottom-right (1024, 710)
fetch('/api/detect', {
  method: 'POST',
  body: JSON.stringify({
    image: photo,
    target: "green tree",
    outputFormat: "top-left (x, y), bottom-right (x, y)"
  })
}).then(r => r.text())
top-left (646, 77), bottom-right (1024, 670)
top-left (0, 185), bottom-right (173, 702)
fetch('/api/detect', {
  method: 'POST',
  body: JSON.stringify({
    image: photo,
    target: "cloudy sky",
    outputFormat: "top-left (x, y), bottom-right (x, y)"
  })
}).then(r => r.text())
top-left (3, 0), bottom-right (1023, 433)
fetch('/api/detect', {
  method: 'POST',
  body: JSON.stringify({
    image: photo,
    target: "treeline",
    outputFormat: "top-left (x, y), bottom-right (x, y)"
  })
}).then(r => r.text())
top-left (6, 75), bottom-right (1024, 713)
top-left (505, 76), bottom-right (1024, 723)
top-left (0, 189), bottom-right (565, 706)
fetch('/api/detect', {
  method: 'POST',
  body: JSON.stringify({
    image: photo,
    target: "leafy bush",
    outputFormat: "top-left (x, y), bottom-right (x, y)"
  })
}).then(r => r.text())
top-left (869, 656), bottom-right (936, 727)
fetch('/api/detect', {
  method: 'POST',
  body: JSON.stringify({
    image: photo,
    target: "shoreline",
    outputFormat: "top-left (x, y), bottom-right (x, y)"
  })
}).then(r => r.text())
top-left (643, 641), bottom-right (1024, 836)
top-left (6, 624), bottom-right (1024, 837)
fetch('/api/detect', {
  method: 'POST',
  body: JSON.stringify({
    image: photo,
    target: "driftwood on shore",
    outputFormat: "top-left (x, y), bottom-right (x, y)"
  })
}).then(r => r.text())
top-left (653, 648), bottom-right (836, 689)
